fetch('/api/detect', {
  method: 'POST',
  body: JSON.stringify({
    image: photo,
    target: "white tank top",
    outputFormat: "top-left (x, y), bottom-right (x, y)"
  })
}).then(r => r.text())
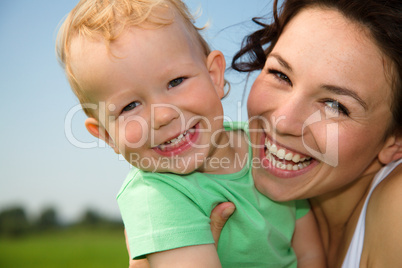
top-left (342, 159), bottom-right (402, 267)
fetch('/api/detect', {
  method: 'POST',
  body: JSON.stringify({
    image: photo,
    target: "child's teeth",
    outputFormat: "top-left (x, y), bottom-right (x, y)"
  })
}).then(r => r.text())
top-left (166, 131), bottom-right (187, 144)
top-left (160, 130), bottom-right (190, 151)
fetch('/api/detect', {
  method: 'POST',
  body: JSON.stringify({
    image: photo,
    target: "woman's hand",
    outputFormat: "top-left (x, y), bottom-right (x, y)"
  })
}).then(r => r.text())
top-left (129, 259), bottom-right (150, 268)
top-left (210, 202), bottom-right (236, 248)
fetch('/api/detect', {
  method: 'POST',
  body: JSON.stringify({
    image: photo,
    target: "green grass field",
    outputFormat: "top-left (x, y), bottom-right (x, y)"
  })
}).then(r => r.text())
top-left (0, 228), bottom-right (129, 268)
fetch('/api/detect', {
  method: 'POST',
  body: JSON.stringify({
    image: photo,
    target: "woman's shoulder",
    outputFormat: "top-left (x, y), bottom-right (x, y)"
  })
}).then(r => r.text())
top-left (362, 162), bottom-right (402, 266)
top-left (369, 161), bottom-right (402, 206)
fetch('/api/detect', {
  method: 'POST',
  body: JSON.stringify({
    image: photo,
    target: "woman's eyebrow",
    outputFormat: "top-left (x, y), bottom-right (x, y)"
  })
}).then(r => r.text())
top-left (268, 52), bottom-right (368, 110)
top-left (268, 53), bottom-right (293, 72)
top-left (321, 84), bottom-right (368, 110)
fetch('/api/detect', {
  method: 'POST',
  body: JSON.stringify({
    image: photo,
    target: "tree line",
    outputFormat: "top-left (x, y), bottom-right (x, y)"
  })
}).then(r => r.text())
top-left (0, 206), bottom-right (123, 238)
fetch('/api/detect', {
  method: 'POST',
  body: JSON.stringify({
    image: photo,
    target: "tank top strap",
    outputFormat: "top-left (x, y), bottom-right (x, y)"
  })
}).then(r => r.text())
top-left (342, 159), bottom-right (402, 268)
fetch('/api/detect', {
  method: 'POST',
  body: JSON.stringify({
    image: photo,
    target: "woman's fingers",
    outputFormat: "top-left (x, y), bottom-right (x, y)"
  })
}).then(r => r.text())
top-left (129, 259), bottom-right (151, 268)
top-left (210, 202), bottom-right (236, 248)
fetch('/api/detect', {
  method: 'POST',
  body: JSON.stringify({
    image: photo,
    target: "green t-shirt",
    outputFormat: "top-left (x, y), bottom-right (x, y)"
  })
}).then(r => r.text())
top-left (117, 122), bottom-right (309, 267)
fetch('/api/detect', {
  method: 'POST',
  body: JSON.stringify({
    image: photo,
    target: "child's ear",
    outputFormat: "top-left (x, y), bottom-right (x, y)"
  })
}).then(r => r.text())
top-left (85, 117), bottom-right (119, 154)
top-left (207, 50), bottom-right (226, 99)
top-left (378, 134), bottom-right (402, 164)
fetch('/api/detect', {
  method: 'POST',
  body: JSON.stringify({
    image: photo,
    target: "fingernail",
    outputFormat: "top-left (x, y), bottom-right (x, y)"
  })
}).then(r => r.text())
top-left (222, 206), bottom-right (235, 219)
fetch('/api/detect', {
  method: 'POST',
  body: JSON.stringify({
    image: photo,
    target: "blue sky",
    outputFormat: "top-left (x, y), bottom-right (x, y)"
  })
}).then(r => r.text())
top-left (0, 0), bottom-right (272, 223)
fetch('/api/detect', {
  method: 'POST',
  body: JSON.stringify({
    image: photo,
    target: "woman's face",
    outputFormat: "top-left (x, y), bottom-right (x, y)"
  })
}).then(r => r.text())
top-left (247, 7), bottom-right (395, 201)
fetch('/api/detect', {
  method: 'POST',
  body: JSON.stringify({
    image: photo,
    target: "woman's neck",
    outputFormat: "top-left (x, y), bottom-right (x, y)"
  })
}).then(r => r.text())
top-left (310, 159), bottom-right (383, 267)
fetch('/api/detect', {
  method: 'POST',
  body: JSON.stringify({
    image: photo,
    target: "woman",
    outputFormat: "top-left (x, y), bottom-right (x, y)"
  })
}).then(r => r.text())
top-left (214, 0), bottom-right (402, 267)
top-left (131, 0), bottom-right (402, 267)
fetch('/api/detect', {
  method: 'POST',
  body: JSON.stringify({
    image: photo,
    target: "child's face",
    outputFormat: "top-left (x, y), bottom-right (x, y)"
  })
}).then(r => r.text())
top-left (70, 16), bottom-right (226, 174)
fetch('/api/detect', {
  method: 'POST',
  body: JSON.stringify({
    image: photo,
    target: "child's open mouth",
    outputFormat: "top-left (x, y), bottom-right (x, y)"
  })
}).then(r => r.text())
top-left (158, 127), bottom-right (196, 152)
top-left (153, 124), bottom-right (199, 156)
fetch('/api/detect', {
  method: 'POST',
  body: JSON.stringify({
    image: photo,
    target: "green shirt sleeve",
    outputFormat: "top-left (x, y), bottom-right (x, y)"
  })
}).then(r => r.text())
top-left (117, 171), bottom-right (214, 260)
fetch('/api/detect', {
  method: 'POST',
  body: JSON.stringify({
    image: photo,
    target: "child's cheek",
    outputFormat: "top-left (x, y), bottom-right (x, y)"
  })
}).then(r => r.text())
top-left (119, 117), bottom-right (148, 146)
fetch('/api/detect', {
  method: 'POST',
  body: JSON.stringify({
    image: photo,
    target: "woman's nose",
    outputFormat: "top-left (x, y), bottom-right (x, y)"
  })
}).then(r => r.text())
top-left (270, 94), bottom-right (309, 137)
top-left (151, 104), bottom-right (180, 130)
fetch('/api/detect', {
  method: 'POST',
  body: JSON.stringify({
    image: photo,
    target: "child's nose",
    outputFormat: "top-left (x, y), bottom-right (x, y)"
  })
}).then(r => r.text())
top-left (151, 104), bottom-right (180, 130)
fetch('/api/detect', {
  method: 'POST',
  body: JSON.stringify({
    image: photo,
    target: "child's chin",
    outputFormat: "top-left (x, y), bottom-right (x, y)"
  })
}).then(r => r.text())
top-left (167, 166), bottom-right (197, 175)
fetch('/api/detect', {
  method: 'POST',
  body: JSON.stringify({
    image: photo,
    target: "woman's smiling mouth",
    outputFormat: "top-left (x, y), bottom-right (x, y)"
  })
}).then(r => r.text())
top-left (265, 138), bottom-right (312, 171)
top-left (260, 134), bottom-right (318, 178)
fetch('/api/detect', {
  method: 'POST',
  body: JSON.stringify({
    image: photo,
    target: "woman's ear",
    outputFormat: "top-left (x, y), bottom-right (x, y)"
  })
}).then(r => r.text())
top-left (206, 50), bottom-right (226, 99)
top-left (378, 134), bottom-right (402, 164)
top-left (85, 117), bottom-right (119, 154)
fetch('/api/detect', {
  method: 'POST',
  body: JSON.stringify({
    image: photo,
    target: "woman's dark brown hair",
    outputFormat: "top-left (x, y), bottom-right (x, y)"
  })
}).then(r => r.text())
top-left (233, 0), bottom-right (402, 135)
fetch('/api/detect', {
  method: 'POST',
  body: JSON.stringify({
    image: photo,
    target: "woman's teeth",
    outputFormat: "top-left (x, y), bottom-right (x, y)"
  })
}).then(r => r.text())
top-left (265, 139), bottom-right (311, 171)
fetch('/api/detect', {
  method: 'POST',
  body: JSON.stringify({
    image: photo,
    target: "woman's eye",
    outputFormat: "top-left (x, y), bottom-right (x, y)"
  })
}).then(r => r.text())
top-left (324, 100), bottom-right (349, 116)
top-left (122, 101), bottom-right (140, 113)
top-left (168, 77), bottom-right (185, 88)
top-left (268, 69), bottom-right (292, 85)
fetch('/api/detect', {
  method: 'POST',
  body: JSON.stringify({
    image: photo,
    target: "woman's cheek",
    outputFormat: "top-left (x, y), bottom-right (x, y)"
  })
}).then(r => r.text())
top-left (247, 81), bottom-right (264, 117)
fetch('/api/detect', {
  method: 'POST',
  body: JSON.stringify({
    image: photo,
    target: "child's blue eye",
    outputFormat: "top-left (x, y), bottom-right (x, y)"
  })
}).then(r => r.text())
top-left (122, 101), bottom-right (140, 113)
top-left (168, 77), bottom-right (185, 88)
top-left (324, 99), bottom-right (349, 116)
